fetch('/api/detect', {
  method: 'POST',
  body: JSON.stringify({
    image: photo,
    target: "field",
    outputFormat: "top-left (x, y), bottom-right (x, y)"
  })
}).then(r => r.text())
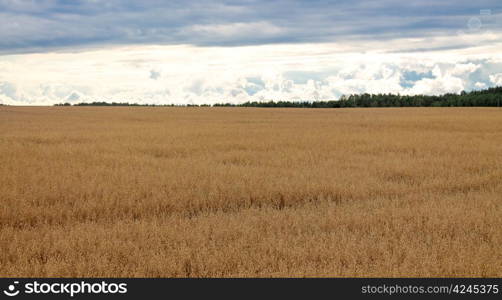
top-left (0, 106), bottom-right (501, 277)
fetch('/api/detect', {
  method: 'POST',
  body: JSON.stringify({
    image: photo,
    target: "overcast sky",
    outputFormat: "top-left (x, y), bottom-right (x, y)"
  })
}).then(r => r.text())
top-left (1, 0), bottom-right (502, 105)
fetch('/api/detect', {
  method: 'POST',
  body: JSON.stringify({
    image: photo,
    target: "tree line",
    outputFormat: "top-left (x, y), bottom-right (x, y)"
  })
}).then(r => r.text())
top-left (55, 101), bottom-right (209, 107)
top-left (54, 86), bottom-right (502, 108)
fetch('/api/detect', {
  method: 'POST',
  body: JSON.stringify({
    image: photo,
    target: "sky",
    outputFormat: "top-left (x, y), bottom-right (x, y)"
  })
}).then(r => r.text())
top-left (1, 0), bottom-right (502, 105)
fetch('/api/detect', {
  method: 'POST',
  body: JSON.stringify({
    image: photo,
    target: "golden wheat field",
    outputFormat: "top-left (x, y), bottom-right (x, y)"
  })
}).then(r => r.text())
top-left (0, 106), bottom-right (501, 277)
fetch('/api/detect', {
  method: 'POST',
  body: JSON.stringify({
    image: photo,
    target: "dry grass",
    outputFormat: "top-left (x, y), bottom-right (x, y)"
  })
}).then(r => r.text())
top-left (0, 106), bottom-right (501, 277)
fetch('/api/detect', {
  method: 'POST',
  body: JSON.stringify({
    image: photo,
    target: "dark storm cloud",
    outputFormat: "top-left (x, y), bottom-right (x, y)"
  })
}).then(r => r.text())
top-left (0, 0), bottom-right (501, 54)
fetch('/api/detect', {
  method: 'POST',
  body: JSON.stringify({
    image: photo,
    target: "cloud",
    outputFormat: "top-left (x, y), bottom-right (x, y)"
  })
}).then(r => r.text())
top-left (187, 22), bottom-right (283, 38)
top-left (489, 73), bottom-right (502, 85)
top-left (149, 70), bottom-right (161, 80)
top-left (0, 0), bottom-right (501, 53)
top-left (474, 81), bottom-right (487, 89)
top-left (1, 43), bottom-right (502, 105)
top-left (0, 81), bottom-right (17, 100)
top-left (66, 91), bottom-right (82, 102)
